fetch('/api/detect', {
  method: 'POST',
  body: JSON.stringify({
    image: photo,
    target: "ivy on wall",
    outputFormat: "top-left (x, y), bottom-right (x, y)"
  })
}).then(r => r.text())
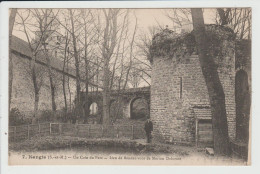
top-left (149, 24), bottom-right (236, 70)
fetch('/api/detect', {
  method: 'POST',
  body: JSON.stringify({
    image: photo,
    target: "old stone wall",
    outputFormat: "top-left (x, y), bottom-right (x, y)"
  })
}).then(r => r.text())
top-left (235, 39), bottom-right (251, 89)
top-left (10, 52), bottom-right (77, 118)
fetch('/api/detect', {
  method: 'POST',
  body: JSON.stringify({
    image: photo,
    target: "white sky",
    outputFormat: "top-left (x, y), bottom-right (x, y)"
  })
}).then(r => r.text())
top-left (135, 9), bottom-right (215, 30)
top-left (13, 8), bottom-right (217, 42)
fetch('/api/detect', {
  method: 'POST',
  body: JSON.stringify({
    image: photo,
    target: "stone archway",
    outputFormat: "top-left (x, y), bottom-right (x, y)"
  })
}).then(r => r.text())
top-left (89, 102), bottom-right (98, 115)
top-left (235, 70), bottom-right (250, 142)
top-left (85, 100), bottom-right (102, 124)
top-left (129, 97), bottom-right (149, 120)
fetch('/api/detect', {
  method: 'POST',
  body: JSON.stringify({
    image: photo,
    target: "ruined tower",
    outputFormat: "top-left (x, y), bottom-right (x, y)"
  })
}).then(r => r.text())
top-left (149, 25), bottom-right (236, 145)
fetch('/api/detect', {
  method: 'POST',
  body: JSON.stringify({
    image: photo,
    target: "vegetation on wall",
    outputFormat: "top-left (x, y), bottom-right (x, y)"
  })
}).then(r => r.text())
top-left (149, 24), bottom-right (236, 68)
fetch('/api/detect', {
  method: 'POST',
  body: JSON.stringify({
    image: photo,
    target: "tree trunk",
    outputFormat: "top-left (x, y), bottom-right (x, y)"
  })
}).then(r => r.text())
top-left (102, 58), bottom-right (110, 125)
top-left (34, 91), bottom-right (40, 114)
top-left (62, 39), bottom-right (68, 114)
top-left (84, 22), bottom-right (89, 123)
top-left (69, 9), bottom-right (81, 114)
top-left (31, 59), bottom-right (40, 117)
top-left (217, 8), bottom-right (230, 25)
top-left (41, 9), bottom-right (57, 112)
top-left (67, 60), bottom-right (72, 112)
top-left (191, 8), bottom-right (230, 156)
top-left (62, 75), bottom-right (67, 112)
top-left (50, 76), bottom-right (56, 111)
top-left (9, 8), bottom-right (17, 111)
top-left (101, 9), bottom-right (119, 125)
top-left (102, 50), bottom-right (111, 124)
top-left (84, 71), bottom-right (89, 123)
top-left (43, 44), bottom-right (57, 111)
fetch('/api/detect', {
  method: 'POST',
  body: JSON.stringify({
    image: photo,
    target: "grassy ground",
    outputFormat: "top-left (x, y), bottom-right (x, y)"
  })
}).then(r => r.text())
top-left (9, 135), bottom-right (188, 155)
top-left (9, 135), bottom-right (247, 165)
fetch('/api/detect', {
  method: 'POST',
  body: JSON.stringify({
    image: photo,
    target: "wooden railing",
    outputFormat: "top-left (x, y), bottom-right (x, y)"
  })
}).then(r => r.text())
top-left (9, 123), bottom-right (146, 142)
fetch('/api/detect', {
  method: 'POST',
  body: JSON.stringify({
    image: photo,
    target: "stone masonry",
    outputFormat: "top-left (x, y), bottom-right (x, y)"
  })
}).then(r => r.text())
top-left (150, 26), bottom-right (236, 144)
top-left (10, 36), bottom-right (77, 117)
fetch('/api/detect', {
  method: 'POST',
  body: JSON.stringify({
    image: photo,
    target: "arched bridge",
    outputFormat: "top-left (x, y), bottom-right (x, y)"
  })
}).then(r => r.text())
top-left (79, 86), bottom-right (150, 123)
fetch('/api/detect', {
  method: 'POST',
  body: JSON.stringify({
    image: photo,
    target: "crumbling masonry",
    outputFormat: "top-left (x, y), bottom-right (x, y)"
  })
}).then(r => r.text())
top-left (149, 25), bottom-right (236, 145)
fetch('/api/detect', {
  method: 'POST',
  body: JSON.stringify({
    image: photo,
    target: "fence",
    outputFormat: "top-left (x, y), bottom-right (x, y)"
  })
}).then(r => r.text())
top-left (9, 123), bottom-right (146, 142)
top-left (9, 122), bottom-right (51, 142)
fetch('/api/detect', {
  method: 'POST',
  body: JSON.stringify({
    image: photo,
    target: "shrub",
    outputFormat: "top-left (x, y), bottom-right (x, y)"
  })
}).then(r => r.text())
top-left (37, 110), bottom-right (54, 123)
top-left (9, 108), bottom-right (31, 126)
top-left (37, 108), bottom-right (73, 123)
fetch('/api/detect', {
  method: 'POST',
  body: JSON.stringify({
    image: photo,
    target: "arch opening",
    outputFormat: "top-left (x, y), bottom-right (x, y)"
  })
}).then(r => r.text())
top-left (89, 102), bottom-right (98, 115)
top-left (130, 97), bottom-right (149, 120)
top-left (235, 70), bottom-right (250, 143)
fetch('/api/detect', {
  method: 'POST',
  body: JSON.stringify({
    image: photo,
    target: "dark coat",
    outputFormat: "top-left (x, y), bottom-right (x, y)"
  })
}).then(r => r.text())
top-left (144, 120), bottom-right (153, 133)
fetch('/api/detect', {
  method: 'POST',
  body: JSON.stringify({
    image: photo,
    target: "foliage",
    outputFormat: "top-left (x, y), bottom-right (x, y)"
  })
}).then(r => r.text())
top-left (37, 110), bottom-right (54, 123)
top-left (36, 108), bottom-right (69, 123)
top-left (9, 108), bottom-right (31, 126)
top-left (149, 28), bottom-right (193, 62)
top-left (149, 24), bottom-right (236, 67)
top-left (9, 107), bottom-right (73, 126)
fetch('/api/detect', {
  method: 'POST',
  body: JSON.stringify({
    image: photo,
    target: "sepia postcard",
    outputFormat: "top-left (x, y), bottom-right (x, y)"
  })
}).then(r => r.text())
top-left (0, 1), bottom-right (259, 174)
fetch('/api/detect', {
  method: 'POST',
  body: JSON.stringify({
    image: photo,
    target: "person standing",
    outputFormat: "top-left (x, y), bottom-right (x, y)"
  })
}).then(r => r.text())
top-left (144, 118), bottom-right (153, 143)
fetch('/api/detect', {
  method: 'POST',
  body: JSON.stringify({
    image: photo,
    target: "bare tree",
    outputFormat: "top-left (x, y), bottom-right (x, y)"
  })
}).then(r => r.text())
top-left (100, 9), bottom-right (120, 125)
top-left (216, 8), bottom-right (251, 39)
top-left (68, 9), bottom-right (82, 120)
top-left (62, 31), bottom-right (70, 114)
top-left (121, 15), bottom-right (138, 90)
top-left (16, 9), bottom-right (53, 118)
top-left (110, 11), bottom-right (139, 122)
top-left (109, 10), bottom-right (129, 91)
top-left (57, 9), bottom-right (102, 123)
top-left (66, 50), bottom-right (73, 113)
top-left (134, 26), bottom-right (161, 86)
top-left (128, 62), bottom-right (146, 88)
top-left (217, 8), bottom-right (230, 25)
top-left (80, 9), bottom-right (97, 123)
top-left (164, 9), bottom-right (192, 32)
top-left (32, 9), bottom-right (60, 112)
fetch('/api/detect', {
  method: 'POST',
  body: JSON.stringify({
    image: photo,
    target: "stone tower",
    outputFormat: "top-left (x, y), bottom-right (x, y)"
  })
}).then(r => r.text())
top-left (149, 25), bottom-right (236, 145)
